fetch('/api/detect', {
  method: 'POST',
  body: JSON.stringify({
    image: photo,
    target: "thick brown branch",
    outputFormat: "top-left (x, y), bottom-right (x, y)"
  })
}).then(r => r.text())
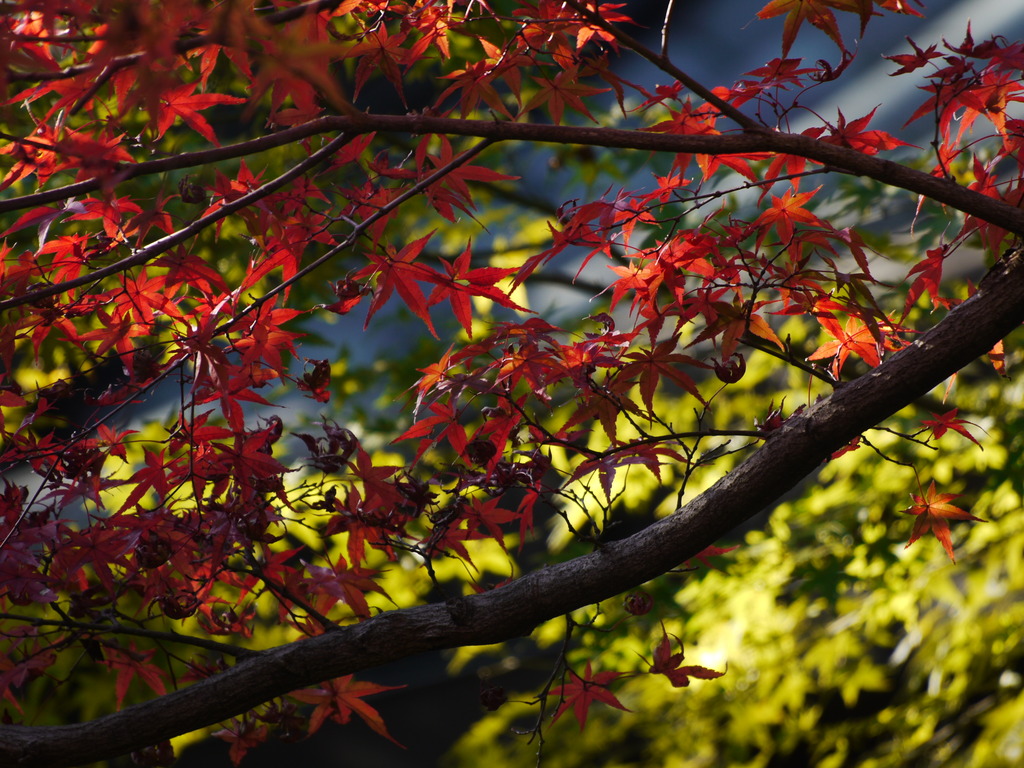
top-left (3, 115), bottom-right (1018, 248)
top-left (302, 115), bottom-right (1023, 234)
top-left (2, 243), bottom-right (1022, 766)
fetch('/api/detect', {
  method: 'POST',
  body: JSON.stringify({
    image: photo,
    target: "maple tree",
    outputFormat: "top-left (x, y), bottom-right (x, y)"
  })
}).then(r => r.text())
top-left (2, 0), bottom-right (1024, 765)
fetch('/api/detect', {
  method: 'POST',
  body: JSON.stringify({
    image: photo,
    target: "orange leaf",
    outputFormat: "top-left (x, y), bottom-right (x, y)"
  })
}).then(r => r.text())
top-left (155, 83), bottom-right (245, 144)
top-left (904, 481), bottom-right (984, 562)
top-left (807, 316), bottom-right (882, 377)
top-left (290, 676), bottom-right (404, 744)
top-left (757, 0), bottom-right (859, 56)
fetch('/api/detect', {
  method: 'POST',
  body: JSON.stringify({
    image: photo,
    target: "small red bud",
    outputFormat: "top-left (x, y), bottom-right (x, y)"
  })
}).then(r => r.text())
top-left (466, 439), bottom-right (497, 466)
top-left (624, 590), bottom-right (654, 616)
top-left (714, 353), bottom-right (745, 383)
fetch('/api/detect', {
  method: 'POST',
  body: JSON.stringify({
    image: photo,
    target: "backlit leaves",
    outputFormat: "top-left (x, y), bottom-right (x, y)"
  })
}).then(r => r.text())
top-left (0, 0), bottom-right (1019, 763)
top-left (921, 409), bottom-right (983, 447)
top-left (153, 84), bottom-right (246, 144)
top-left (290, 676), bottom-right (403, 743)
top-left (807, 316), bottom-right (885, 377)
top-left (757, 0), bottom-right (922, 56)
top-left (756, 0), bottom-right (870, 56)
top-left (904, 481), bottom-right (984, 562)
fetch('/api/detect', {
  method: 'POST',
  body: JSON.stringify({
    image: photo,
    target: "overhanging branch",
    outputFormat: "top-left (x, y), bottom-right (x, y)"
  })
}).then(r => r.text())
top-left (3, 114), bottom-right (1019, 236)
top-left (315, 114), bottom-right (1022, 234)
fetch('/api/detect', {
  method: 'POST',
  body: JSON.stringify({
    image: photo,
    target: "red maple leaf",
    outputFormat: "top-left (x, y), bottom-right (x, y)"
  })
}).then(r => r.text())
top-left (290, 675), bottom-right (403, 744)
top-left (364, 233), bottom-right (439, 337)
top-left (904, 246), bottom-right (948, 312)
top-left (427, 243), bottom-right (527, 337)
top-left (921, 409), bottom-right (983, 447)
top-left (107, 645), bottom-right (168, 709)
top-left (904, 481), bottom-right (985, 562)
top-left (549, 661), bottom-right (628, 730)
top-left (437, 49), bottom-right (516, 119)
top-left (757, 0), bottom-right (867, 56)
top-left (621, 338), bottom-right (707, 413)
top-left (297, 556), bottom-right (388, 619)
top-left (154, 83), bottom-right (245, 144)
top-left (955, 71), bottom-right (1024, 140)
top-left (523, 65), bottom-right (609, 124)
top-left (213, 716), bottom-right (269, 767)
top-left (885, 36), bottom-right (941, 75)
top-left (823, 108), bottom-right (913, 154)
top-left (649, 629), bottom-right (725, 688)
top-left (754, 187), bottom-right (825, 247)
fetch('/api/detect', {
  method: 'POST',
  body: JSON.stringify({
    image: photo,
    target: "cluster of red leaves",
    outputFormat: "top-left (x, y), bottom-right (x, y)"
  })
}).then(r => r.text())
top-left (211, 678), bottom-right (402, 767)
top-left (0, 0), bottom-right (1005, 759)
top-left (892, 28), bottom-right (1024, 254)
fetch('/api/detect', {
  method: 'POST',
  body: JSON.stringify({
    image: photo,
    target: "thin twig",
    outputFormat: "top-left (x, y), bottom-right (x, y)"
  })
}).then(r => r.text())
top-left (0, 612), bottom-right (260, 659)
top-left (660, 0), bottom-right (679, 59)
top-left (223, 137), bottom-right (499, 333)
top-left (0, 119), bottom-right (349, 216)
top-left (243, 556), bottom-right (342, 634)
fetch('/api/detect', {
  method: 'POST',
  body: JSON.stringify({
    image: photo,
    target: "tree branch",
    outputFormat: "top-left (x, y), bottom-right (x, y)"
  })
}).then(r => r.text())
top-left (2, 240), bottom-right (1022, 766)
top-left (4, 115), bottom-right (1017, 244)
top-left (0, 120), bottom-right (351, 215)
top-left (0, 613), bottom-right (260, 660)
top-left (293, 115), bottom-right (1020, 234)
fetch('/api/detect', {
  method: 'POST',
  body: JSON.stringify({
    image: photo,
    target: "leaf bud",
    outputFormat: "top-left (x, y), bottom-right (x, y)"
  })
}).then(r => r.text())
top-left (479, 679), bottom-right (507, 711)
top-left (131, 741), bottom-right (175, 768)
top-left (624, 589), bottom-right (654, 616)
top-left (177, 176), bottom-right (206, 205)
top-left (713, 353), bottom-right (746, 383)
